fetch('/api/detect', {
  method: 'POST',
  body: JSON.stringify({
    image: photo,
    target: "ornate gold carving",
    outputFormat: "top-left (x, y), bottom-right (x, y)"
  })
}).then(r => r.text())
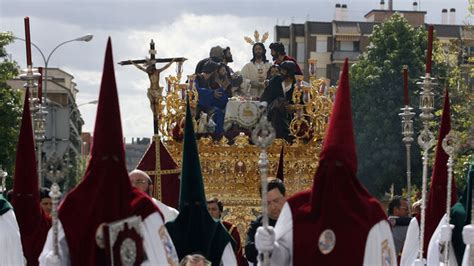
top-left (289, 76), bottom-right (335, 143)
top-left (234, 133), bottom-right (250, 148)
top-left (164, 138), bottom-right (322, 241)
top-left (154, 72), bottom-right (332, 242)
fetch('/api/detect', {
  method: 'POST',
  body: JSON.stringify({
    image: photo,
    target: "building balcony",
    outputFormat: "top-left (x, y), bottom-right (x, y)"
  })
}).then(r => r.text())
top-left (332, 50), bottom-right (361, 62)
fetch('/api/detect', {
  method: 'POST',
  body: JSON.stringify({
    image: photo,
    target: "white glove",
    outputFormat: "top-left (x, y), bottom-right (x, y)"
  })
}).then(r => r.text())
top-left (463, 224), bottom-right (474, 245)
top-left (413, 258), bottom-right (426, 266)
top-left (255, 226), bottom-right (276, 253)
top-left (440, 224), bottom-right (454, 243)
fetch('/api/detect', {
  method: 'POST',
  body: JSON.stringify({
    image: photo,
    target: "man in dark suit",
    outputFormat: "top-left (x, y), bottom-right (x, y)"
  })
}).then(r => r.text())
top-left (260, 61), bottom-right (297, 141)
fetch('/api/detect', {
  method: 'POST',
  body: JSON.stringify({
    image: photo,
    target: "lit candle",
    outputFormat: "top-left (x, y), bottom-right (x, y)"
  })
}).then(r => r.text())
top-left (425, 25), bottom-right (433, 74)
top-left (403, 66), bottom-right (408, 106)
top-left (24, 17), bottom-right (32, 66)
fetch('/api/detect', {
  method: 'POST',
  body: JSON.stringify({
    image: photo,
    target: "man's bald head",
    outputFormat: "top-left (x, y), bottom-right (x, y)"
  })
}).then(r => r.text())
top-left (129, 169), bottom-right (152, 194)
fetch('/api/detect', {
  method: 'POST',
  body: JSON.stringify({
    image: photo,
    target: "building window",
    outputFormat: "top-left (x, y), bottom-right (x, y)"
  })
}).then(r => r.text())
top-left (336, 40), bottom-right (360, 52)
top-left (353, 41), bottom-right (360, 52)
top-left (316, 38), bottom-right (327, 52)
top-left (462, 46), bottom-right (474, 64)
top-left (339, 41), bottom-right (353, 51)
top-left (297, 42), bottom-right (305, 62)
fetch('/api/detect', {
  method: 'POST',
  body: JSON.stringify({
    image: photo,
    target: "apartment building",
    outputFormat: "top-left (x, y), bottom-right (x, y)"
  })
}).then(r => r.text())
top-left (7, 68), bottom-right (84, 186)
top-left (275, 2), bottom-right (473, 85)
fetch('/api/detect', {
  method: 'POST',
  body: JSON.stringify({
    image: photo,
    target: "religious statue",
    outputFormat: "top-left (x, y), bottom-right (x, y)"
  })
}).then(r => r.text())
top-left (119, 39), bottom-right (186, 135)
top-left (240, 30), bottom-right (271, 98)
top-left (130, 58), bottom-right (177, 118)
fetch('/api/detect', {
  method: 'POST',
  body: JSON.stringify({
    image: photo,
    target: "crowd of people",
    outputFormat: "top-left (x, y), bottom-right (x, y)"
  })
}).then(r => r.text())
top-left (193, 42), bottom-right (302, 140)
top-left (3, 170), bottom-right (289, 265)
top-left (2, 33), bottom-right (473, 265)
top-left (0, 39), bottom-right (298, 266)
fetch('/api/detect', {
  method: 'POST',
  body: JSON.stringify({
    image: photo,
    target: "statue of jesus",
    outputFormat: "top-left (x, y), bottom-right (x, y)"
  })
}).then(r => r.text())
top-left (130, 58), bottom-right (177, 117)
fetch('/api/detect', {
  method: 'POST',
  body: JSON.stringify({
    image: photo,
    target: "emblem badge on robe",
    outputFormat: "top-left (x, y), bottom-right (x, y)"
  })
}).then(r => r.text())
top-left (381, 239), bottom-right (393, 266)
top-left (98, 215), bottom-right (145, 265)
top-left (318, 229), bottom-right (336, 255)
top-left (159, 225), bottom-right (179, 265)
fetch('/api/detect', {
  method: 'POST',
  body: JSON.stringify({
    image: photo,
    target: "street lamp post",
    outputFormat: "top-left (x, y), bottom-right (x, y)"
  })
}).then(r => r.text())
top-left (14, 34), bottom-right (93, 97)
top-left (41, 35), bottom-right (93, 97)
top-left (14, 34), bottom-right (93, 187)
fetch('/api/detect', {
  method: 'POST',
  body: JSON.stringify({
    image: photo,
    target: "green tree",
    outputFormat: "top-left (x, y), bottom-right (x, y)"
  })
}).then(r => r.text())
top-left (0, 32), bottom-right (22, 189)
top-left (350, 14), bottom-right (446, 196)
top-left (433, 29), bottom-right (474, 189)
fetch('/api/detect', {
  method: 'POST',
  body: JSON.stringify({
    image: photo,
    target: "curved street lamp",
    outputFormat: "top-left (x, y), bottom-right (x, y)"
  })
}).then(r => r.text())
top-left (14, 34), bottom-right (93, 97)
top-left (13, 34), bottom-right (93, 187)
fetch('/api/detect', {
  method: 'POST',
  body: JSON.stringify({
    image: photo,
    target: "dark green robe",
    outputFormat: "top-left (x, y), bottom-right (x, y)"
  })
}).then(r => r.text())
top-left (451, 160), bottom-right (474, 264)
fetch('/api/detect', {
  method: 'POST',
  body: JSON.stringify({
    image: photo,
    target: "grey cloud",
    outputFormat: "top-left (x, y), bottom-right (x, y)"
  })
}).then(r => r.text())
top-left (2, 0), bottom-right (472, 138)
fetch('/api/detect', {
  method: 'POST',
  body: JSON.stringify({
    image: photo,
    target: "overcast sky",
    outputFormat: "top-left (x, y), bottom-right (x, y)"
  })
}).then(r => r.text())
top-left (1, 0), bottom-right (472, 141)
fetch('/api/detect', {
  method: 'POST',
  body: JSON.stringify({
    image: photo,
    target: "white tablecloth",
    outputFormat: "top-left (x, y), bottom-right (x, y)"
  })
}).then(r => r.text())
top-left (224, 100), bottom-right (261, 130)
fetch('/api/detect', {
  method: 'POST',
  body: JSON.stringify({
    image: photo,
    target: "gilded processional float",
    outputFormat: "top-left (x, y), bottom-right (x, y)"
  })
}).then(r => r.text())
top-left (119, 36), bottom-right (336, 240)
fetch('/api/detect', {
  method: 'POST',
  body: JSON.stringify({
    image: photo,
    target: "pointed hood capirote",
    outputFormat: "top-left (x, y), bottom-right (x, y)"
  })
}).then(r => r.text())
top-left (178, 102), bottom-right (207, 210)
top-left (287, 58), bottom-right (387, 265)
top-left (13, 89), bottom-right (39, 197)
top-left (58, 38), bottom-right (158, 265)
top-left (317, 58), bottom-right (357, 176)
top-left (419, 89), bottom-right (457, 257)
top-left (12, 88), bottom-right (52, 266)
top-left (166, 102), bottom-right (233, 265)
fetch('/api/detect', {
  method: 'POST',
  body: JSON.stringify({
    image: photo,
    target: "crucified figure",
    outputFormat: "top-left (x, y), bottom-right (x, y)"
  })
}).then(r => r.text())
top-left (130, 58), bottom-right (176, 118)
